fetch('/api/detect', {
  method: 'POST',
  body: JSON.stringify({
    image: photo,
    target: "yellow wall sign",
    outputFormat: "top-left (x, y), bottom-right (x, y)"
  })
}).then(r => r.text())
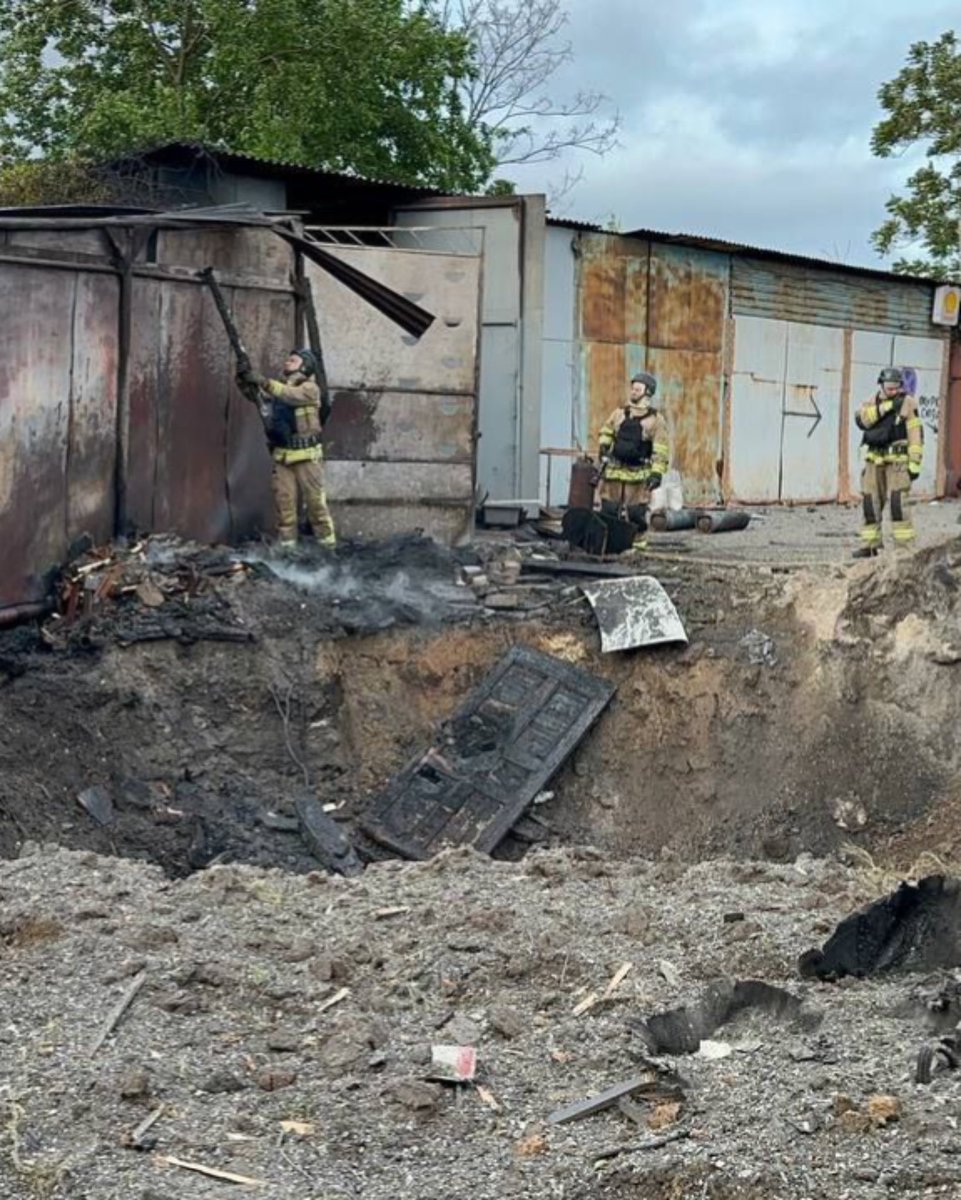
top-left (932, 284), bottom-right (961, 325)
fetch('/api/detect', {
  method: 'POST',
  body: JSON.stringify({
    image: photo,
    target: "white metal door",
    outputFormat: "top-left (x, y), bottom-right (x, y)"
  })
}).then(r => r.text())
top-left (779, 322), bottom-right (843, 501)
top-left (729, 316), bottom-right (786, 502)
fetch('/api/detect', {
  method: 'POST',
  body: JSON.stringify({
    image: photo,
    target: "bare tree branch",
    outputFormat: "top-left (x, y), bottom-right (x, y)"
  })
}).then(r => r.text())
top-left (441, 0), bottom-right (620, 177)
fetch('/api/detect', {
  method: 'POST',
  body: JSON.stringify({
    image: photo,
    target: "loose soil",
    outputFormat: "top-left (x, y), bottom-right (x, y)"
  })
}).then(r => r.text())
top-left (1, 844), bottom-right (959, 1200)
top-left (4, 530), bottom-right (961, 1198)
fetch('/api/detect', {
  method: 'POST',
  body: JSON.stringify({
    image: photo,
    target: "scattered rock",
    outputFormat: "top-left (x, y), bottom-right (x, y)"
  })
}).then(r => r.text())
top-left (266, 1031), bottom-right (301, 1053)
top-left (387, 1080), bottom-right (442, 1112)
top-left (487, 1004), bottom-right (525, 1040)
top-left (438, 1014), bottom-right (481, 1044)
top-left (515, 1131), bottom-right (549, 1157)
top-left (201, 1070), bottom-right (246, 1094)
top-left (867, 1094), bottom-right (901, 1127)
top-left (256, 1069), bottom-right (297, 1092)
top-left (118, 1070), bottom-right (150, 1100)
top-left (647, 1101), bottom-right (682, 1131)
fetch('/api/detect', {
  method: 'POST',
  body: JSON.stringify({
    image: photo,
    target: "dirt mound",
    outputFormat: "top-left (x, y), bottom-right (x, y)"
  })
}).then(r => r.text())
top-left (0, 844), bottom-right (956, 1200)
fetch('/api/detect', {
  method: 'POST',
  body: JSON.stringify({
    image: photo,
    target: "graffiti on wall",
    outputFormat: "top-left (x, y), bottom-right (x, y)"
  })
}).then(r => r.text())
top-left (898, 366), bottom-right (939, 436)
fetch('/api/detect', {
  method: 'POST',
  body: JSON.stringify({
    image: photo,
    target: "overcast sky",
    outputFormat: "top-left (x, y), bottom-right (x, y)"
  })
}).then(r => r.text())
top-left (501, 0), bottom-right (957, 269)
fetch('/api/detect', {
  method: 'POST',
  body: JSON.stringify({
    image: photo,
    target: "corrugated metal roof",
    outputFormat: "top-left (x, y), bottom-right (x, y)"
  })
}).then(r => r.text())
top-left (623, 226), bottom-right (948, 288)
top-left (731, 257), bottom-right (940, 338)
top-left (108, 141), bottom-right (446, 196)
top-left (544, 216), bottom-right (951, 287)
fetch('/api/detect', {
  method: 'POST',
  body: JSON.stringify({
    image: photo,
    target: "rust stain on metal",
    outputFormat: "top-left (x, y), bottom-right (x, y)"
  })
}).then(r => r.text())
top-left (326, 390), bottom-right (473, 464)
top-left (585, 342), bottom-right (627, 453)
top-left (648, 246), bottom-right (725, 352)
top-left (579, 235), bottom-right (649, 345)
top-left (326, 391), bottom-right (377, 461)
top-left (648, 348), bottom-right (723, 503)
top-left (0, 266), bottom-right (81, 607)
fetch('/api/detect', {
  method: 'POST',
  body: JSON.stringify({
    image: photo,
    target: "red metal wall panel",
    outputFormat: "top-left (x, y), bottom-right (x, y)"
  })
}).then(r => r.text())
top-left (0, 265), bottom-right (118, 608)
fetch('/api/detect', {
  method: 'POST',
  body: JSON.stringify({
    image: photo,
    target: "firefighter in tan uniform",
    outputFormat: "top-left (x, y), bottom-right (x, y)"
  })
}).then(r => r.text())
top-left (595, 372), bottom-right (670, 549)
top-left (853, 366), bottom-right (923, 558)
top-left (240, 349), bottom-right (336, 549)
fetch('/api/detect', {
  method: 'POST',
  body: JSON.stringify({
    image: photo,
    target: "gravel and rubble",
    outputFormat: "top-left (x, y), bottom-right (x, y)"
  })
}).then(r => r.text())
top-left (3, 843), bottom-right (961, 1200)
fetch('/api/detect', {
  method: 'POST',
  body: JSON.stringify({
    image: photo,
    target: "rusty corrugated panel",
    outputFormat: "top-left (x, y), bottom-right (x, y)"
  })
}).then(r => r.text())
top-left (227, 286), bottom-right (295, 539)
top-left (648, 245), bottom-right (726, 351)
top-left (578, 234), bottom-right (648, 344)
top-left (647, 348), bottom-right (724, 503)
top-left (306, 243), bottom-right (480, 544)
top-left (67, 273), bottom-right (119, 537)
top-left (126, 277), bottom-right (164, 532)
top-left (647, 245), bottom-right (728, 502)
top-left (577, 235), bottom-right (648, 452)
top-left (732, 257), bottom-right (943, 338)
top-left (0, 267), bottom-right (90, 608)
top-left (127, 230), bottom-right (297, 544)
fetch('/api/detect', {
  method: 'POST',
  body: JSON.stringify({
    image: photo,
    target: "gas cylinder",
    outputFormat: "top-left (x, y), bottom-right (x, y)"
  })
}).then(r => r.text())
top-left (568, 457), bottom-right (596, 510)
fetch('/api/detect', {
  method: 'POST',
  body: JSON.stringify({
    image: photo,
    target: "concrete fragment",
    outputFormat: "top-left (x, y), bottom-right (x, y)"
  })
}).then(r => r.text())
top-left (698, 1040), bottom-right (732, 1060)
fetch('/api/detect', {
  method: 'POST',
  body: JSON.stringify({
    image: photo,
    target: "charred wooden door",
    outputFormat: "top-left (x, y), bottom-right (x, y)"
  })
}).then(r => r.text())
top-left (360, 646), bottom-right (615, 858)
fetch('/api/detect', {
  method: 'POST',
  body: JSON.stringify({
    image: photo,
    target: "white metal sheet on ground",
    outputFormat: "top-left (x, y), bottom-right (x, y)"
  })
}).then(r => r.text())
top-left (779, 322), bottom-right (843, 501)
top-left (729, 316), bottom-right (787, 502)
top-left (580, 576), bottom-right (688, 653)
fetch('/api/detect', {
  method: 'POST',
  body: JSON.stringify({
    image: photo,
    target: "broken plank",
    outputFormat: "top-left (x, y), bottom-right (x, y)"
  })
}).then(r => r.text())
top-left (572, 991), bottom-right (600, 1016)
top-left (548, 1075), bottom-right (657, 1125)
top-left (317, 987), bottom-right (349, 1013)
top-left (90, 970), bottom-right (147, 1056)
top-left (604, 962), bottom-right (633, 997)
top-left (157, 1155), bottom-right (264, 1187)
top-left (522, 559), bottom-right (645, 579)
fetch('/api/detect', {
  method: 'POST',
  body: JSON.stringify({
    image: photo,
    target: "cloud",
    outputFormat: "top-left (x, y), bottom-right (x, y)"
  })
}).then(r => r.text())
top-left (498, 0), bottom-right (960, 266)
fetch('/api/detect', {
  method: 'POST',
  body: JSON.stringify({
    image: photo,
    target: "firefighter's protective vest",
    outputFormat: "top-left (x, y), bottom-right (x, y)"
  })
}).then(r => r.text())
top-left (857, 408), bottom-right (905, 449)
top-left (264, 374), bottom-right (324, 465)
top-left (612, 417), bottom-right (653, 466)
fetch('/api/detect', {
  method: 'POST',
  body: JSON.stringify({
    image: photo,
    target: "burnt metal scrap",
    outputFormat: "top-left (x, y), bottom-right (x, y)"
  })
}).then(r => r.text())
top-left (0, 203), bottom-right (434, 339)
top-left (798, 875), bottom-right (961, 981)
top-left (579, 575), bottom-right (687, 653)
top-left (630, 979), bottom-right (823, 1056)
top-left (360, 645), bottom-right (616, 859)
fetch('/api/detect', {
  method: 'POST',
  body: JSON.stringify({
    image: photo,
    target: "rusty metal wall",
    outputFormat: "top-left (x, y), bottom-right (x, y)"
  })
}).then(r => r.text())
top-left (0, 258), bottom-right (119, 609)
top-left (575, 234), bottom-right (728, 503)
top-left (126, 228), bottom-right (295, 543)
top-left (307, 242), bottom-right (482, 545)
top-left (1, 224), bottom-right (296, 613)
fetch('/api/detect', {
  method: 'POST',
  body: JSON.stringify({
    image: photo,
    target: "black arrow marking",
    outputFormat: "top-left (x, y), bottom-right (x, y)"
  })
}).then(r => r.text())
top-left (783, 396), bottom-right (822, 438)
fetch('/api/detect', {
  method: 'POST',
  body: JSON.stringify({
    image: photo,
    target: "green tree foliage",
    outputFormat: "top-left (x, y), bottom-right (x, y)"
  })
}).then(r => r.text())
top-left (0, 0), bottom-right (495, 192)
top-left (872, 31), bottom-right (961, 278)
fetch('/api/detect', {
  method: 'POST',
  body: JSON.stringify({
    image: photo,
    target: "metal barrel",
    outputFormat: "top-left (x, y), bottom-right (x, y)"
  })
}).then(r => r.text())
top-left (650, 509), bottom-right (698, 532)
top-left (695, 509), bottom-right (751, 533)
